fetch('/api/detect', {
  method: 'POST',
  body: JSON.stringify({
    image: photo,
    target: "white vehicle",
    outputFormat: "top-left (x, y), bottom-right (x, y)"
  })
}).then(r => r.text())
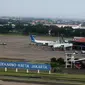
top-left (30, 35), bottom-right (56, 46)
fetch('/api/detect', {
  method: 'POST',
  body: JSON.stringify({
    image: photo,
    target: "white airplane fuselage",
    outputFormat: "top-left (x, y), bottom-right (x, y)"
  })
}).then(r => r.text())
top-left (30, 35), bottom-right (73, 48)
top-left (52, 43), bottom-right (73, 48)
top-left (35, 39), bottom-right (55, 45)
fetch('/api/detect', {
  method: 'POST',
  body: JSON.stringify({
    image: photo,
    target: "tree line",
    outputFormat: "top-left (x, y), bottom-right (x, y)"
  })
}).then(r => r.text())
top-left (0, 23), bottom-right (85, 37)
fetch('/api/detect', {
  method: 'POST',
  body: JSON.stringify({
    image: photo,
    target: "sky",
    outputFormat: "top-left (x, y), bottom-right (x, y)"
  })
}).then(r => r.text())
top-left (0, 0), bottom-right (85, 19)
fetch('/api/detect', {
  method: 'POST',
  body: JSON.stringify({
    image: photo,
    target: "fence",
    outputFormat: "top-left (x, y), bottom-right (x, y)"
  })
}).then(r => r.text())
top-left (0, 61), bottom-right (51, 74)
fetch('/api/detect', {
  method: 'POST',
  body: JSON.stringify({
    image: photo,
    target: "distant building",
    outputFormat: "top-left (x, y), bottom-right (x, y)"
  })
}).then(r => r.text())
top-left (44, 24), bottom-right (85, 29)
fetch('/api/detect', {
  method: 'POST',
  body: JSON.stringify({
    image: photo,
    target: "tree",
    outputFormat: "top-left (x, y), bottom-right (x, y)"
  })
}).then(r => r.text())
top-left (51, 57), bottom-right (56, 62)
top-left (50, 57), bottom-right (65, 73)
top-left (56, 58), bottom-right (65, 65)
top-left (50, 57), bottom-right (57, 68)
top-left (0, 25), bottom-right (12, 33)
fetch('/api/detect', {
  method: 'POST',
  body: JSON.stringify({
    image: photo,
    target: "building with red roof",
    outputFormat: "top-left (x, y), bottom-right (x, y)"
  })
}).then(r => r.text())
top-left (70, 37), bottom-right (85, 50)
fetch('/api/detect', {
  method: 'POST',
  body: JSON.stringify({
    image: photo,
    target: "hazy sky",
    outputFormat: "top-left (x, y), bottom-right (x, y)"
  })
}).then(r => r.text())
top-left (0, 0), bottom-right (85, 19)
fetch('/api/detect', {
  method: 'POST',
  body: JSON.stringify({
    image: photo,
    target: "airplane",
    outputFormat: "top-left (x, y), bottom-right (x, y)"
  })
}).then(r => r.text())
top-left (30, 35), bottom-right (73, 50)
top-left (30, 35), bottom-right (57, 46)
top-left (50, 35), bottom-right (73, 50)
top-left (47, 34), bottom-right (69, 47)
top-left (52, 43), bottom-right (73, 50)
top-left (72, 24), bottom-right (81, 29)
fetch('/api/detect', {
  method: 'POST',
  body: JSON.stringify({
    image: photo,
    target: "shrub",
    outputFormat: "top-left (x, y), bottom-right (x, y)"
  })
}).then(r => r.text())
top-left (56, 58), bottom-right (65, 65)
top-left (50, 57), bottom-right (56, 62)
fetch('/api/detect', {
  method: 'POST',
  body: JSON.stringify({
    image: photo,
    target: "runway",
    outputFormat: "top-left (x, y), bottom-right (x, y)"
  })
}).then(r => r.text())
top-left (0, 35), bottom-right (84, 62)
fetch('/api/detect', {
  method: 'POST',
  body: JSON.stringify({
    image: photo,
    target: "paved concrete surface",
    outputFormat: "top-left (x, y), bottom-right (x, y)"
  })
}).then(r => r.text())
top-left (0, 35), bottom-right (84, 61)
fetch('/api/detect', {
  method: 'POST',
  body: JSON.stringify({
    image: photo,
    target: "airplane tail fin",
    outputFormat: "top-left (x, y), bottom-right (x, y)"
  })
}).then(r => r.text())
top-left (30, 35), bottom-right (35, 42)
top-left (79, 24), bottom-right (81, 27)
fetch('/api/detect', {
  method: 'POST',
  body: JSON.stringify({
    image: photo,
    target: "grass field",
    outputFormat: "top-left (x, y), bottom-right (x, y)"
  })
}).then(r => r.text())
top-left (0, 71), bottom-right (85, 85)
